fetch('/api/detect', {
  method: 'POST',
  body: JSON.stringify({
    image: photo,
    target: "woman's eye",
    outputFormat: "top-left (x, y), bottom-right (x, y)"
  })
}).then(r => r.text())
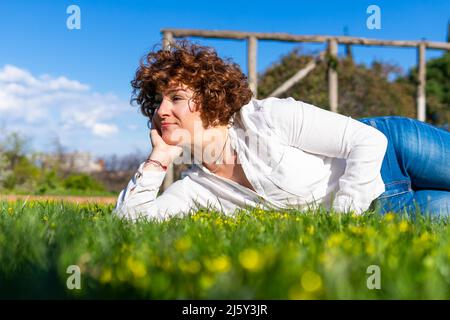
top-left (172, 96), bottom-right (182, 101)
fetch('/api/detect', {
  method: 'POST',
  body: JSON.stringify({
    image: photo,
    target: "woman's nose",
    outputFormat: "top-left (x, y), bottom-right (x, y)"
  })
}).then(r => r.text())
top-left (156, 98), bottom-right (172, 117)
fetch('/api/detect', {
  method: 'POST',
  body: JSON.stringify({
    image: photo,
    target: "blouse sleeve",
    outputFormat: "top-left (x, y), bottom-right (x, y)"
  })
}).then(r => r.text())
top-left (262, 97), bottom-right (387, 214)
top-left (113, 162), bottom-right (196, 221)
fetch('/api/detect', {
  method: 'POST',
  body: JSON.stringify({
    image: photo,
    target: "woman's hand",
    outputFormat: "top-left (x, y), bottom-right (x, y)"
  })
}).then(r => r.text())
top-left (148, 116), bottom-right (183, 166)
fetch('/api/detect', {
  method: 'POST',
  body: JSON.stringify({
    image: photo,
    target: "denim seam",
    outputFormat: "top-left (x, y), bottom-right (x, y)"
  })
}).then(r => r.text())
top-left (377, 190), bottom-right (412, 199)
top-left (384, 180), bottom-right (411, 187)
top-left (378, 180), bottom-right (412, 199)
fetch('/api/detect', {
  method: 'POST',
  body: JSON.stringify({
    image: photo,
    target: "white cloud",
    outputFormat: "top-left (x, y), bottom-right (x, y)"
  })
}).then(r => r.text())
top-left (0, 64), bottom-right (130, 147)
top-left (92, 123), bottom-right (119, 137)
top-left (127, 124), bottom-right (138, 131)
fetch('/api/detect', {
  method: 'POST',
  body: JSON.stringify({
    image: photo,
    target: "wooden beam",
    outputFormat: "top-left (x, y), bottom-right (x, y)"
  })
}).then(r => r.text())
top-left (328, 39), bottom-right (338, 113)
top-left (247, 36), bottom-right (258, 98)
top-left (417, 42), bottom-right (427, 122)
top-left (269, 52), bottom-right (325, 97)
top-left (161, 29), bottom-right (450, 50)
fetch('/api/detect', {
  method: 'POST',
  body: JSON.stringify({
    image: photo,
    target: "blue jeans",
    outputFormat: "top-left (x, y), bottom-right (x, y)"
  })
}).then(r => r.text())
top-left (358, 116), bottom-right (450, 218)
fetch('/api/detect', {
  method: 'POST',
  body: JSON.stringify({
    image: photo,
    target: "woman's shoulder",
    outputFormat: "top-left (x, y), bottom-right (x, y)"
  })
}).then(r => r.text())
top-left (235, 97), bottom-right (305, 130)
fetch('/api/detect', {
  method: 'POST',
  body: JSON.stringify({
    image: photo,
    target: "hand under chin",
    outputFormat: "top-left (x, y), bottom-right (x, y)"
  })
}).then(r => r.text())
top-left (163, 135), bottom-right (184, 146)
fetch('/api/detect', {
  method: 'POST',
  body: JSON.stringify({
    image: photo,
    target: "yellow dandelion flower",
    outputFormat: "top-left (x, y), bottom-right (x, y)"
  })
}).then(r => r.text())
top-left (348, 225), bottom-right (361, 234)
top-left (199, 275), bottom-right (215, 290)
top-left (301, 270), bottom-right (322, 293)
top-left (307, 226), bottom-right (315, 235)
top-left (99, 268), bottom-right (113, 284)
top-left (419, 232), bottom-right (431, 242)
top-left (239, 249), bottom-right (264, 272)
top-left (174, 236), bottom-right (192, 252)
top-left (384, 213), bottom-right (395, 222)
top-left (423, 256), bottom-right (434, 268)
top-left (126, 257), bottom-right (147, 278)
top-left (365, 226), bottom-right (377, 237)
top-left (365, 243), bottom-right (376, 256)
top-left (205, 255), bottom-right (231, 273)
top-left (326, 233), bottom-right (345, 248)
top-left (399, 221), bottom-right (410, 233)
top-left (8, 207), bottom-right (13, 216)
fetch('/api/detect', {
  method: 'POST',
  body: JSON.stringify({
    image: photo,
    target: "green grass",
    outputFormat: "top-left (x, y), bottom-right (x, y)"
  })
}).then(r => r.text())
top-left (0, 200), bottom-right (449, 299)
top-left (3, 188), bottom-right (116, 197)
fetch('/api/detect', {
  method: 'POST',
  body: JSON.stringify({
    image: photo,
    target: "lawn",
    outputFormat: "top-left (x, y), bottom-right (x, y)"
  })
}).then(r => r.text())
top-left (0, 200), bottom-right (449, 299)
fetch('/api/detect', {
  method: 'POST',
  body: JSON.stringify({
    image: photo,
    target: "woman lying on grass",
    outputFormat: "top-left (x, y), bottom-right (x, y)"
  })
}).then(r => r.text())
top-left (115, 40), bottom-right (450, 221)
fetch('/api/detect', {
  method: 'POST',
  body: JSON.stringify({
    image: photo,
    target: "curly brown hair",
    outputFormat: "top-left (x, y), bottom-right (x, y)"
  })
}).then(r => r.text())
top-left (131, 40), bottom-right (253, 129)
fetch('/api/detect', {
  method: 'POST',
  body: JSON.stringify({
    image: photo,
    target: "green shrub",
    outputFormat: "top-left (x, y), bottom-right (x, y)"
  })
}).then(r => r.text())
top-left (62, 173), bottom-right (106, 192)
top-left (3, 157), bottom-right (40, 190)
top-left (36, 170), bottom-right (62, 194)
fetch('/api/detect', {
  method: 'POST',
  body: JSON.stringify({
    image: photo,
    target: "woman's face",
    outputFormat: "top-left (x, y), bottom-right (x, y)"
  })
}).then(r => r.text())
top-left (153, 85), bottom-right (203, 147)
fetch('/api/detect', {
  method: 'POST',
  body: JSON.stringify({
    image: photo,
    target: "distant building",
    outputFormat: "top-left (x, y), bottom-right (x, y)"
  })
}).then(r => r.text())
top-left (34, 151), bottom-right (105, 174)
top-left (61, 152), bottom-right (105, 174)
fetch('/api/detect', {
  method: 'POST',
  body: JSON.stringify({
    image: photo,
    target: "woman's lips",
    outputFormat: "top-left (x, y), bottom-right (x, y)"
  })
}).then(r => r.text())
top-left (161, 123), bottom-right (177, 128)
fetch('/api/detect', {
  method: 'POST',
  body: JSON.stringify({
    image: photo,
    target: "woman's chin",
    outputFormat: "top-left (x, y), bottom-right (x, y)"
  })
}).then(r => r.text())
top-left (162, 136), bottom-right (184, 146)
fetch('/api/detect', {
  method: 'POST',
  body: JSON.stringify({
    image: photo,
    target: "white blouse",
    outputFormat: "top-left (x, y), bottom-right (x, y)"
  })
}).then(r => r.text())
top-left (114, 97), bottom-right (388, 221)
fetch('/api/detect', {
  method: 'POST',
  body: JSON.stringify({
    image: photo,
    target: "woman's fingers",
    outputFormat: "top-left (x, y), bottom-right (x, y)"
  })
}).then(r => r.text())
top-left (151, 116), bottom-right (162, 135)
top-left (150, 117), bottom-right (164, 148)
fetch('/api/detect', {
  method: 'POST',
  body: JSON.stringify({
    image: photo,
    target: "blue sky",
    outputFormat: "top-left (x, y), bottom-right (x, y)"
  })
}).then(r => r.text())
top-left (0, 0), bottom-right (449, 157)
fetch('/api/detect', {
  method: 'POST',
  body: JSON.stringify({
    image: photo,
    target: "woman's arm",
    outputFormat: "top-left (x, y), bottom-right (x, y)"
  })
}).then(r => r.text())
top-left (113, 160), bottom-right (195, 221)
top-left (262, 97), bottom-right (388, 214)
top-left (114, 116), bottom-right (192, 221)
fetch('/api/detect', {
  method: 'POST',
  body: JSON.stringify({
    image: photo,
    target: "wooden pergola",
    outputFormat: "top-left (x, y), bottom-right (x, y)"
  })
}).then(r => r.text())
top-left (160, 28), bottom-right (450, 189)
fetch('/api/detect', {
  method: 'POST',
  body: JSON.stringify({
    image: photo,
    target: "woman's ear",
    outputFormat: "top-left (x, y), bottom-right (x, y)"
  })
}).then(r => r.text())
top-left (210, 119), bottom-right (220, 127)
top-left (187, 98), bottom-right (199, 113)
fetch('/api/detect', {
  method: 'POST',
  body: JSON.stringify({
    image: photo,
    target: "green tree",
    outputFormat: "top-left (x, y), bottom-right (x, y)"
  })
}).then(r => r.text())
top-left (0, 153), bottom-right (12, 188)
top-left (400, 52), bottom-right (450, 126)
top-left (3, 156), bottom-right (40, 190)
top-left (257, 47), bottom-right (417, 119)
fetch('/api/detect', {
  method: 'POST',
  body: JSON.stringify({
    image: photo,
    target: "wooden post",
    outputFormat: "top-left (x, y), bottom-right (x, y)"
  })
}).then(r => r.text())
top-left (327, 39), bottom-right (338, 113)
top-left (161, 31), bottom-right (175, 191)
top-left (247, 36), bottom-right (258, 98)
top-left (162, 31), bottom-right (173, 49)
top-left (417, 42), bottom-right (426, 122)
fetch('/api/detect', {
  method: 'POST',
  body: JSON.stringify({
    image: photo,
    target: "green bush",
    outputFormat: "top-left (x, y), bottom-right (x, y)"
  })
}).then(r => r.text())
top-left (62, 173), bottom-right (106, 192)
top-left (35, 170), bottom-right (62, 194)
top-left (2, 157), bottom-right (40, 190)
